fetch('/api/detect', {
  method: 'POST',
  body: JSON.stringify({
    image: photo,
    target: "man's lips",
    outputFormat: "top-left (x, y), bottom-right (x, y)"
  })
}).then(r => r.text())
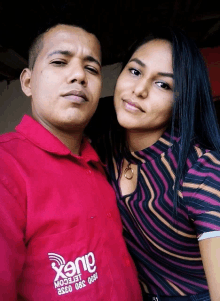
top-left (123, 99), bottom-right (145, 112)
top-left (62, 90), bottom-right (88, 103)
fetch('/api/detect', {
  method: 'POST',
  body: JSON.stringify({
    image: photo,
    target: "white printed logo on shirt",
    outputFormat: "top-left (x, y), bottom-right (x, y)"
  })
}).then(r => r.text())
top-left (48, 252), bottom-right (98, 296)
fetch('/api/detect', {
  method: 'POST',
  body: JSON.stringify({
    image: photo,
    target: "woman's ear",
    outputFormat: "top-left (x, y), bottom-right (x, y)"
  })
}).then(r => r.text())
top-left (20, 68), bottom-right (32, 97)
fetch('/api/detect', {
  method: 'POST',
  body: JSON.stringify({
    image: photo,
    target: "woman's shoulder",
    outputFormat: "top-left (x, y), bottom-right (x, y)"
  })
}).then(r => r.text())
top-left (190, 142), bottom-right (220, 168)
top-left (182, 143), bottom-right (220, 221)
top-left (183, 142), bottom-right (220, 185)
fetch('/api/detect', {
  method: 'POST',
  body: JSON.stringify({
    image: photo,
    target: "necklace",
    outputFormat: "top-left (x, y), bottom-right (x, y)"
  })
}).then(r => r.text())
top-left (124, 162), bottom-right (134, 180)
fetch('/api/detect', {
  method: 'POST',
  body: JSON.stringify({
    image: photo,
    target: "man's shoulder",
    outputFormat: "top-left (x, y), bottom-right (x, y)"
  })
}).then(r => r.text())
top-left (0, 131), bottom-right (25, 145)
top-left (0, 131), bottom-right (27, 161)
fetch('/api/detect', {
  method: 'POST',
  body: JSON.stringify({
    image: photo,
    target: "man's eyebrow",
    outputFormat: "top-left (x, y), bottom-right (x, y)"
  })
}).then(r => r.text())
top-left (47, 50), bottom-right (73, 58)
top-left (84, 55), bottom-right (101, 68)
top-left (47, 51), bottom-right (101, 68)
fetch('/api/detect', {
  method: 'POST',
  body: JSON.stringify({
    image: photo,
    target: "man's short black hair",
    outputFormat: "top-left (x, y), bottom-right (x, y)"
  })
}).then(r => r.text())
top-left (28, 30), bottom-right (45, 70)
top-left (28, 19), bottom-right (99, 70)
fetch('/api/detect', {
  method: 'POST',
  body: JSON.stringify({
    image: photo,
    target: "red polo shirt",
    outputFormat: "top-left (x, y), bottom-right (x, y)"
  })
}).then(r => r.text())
top-left (0, 115), bottom-right (142, 301)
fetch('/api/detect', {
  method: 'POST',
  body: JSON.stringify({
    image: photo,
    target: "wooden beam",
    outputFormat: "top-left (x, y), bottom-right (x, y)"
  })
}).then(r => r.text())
top-left (170, 0), bottom-right (185, 27)
top-left (202, 19), bottom-right (220, 42)
top-left (170, 0), bottom-right (203, 28)
top-left (192, 13), bottom-right (220, 22)
top-left (0, 61), bottom-right (20, 79)
top-left (0, 47), bottom-right (27, 70)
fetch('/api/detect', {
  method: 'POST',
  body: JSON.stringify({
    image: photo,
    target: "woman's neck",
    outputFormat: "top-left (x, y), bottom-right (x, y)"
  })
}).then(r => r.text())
top-left (126, 126), bottom-right (168, 152)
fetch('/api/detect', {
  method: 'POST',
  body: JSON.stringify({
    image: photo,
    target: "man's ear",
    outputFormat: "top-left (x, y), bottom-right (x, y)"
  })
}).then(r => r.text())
top-left (20, 68), bottom-right (32, 97)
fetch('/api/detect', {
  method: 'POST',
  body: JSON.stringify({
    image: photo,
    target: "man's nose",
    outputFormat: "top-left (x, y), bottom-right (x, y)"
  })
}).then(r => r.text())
top-left (67, 61), bottom-right (87, 86)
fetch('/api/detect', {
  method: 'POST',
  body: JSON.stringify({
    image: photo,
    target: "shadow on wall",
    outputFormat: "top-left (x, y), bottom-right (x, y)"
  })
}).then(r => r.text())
top-left (0, 80), bottom-right (31, 134)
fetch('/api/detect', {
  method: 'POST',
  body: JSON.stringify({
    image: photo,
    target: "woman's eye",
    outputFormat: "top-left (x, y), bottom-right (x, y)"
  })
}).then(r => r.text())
top-left (156, 82), bottom-right (171, 90)
top-left (129, 68), bottom-right (141, 76)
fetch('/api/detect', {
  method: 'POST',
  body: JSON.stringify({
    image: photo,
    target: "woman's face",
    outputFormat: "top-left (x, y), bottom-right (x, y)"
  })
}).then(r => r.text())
top-left (114, 39), bottom-right (174, 134)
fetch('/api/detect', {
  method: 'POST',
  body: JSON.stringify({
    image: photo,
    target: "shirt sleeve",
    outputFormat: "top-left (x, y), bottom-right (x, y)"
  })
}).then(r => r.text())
top-left (0, 148), bottom-right (26, 300)
top-left (182, 151), bottom-right (220, 238)
top-left (198, 230), bottom-right (220, 241)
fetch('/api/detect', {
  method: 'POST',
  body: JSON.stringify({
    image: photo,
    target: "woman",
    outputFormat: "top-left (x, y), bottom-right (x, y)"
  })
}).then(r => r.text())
top-left (88, 26), bottom-right (220, 300)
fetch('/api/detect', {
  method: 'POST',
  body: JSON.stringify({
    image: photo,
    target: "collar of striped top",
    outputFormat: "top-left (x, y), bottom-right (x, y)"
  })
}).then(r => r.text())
top-left (129, 128), bottom-right (180, 164)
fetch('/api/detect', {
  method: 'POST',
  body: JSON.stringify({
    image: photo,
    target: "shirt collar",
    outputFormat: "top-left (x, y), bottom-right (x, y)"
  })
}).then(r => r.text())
top-left (15, 115), bottom-right (100, 163)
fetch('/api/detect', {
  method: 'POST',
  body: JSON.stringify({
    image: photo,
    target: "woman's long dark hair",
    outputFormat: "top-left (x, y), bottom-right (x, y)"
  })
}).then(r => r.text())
top-left (87, 26), bottom-right (220, 214)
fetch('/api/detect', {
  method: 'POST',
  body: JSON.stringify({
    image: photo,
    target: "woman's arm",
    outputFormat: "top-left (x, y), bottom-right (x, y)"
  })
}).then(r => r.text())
top-left (199, 237), bottom-right (220, 301)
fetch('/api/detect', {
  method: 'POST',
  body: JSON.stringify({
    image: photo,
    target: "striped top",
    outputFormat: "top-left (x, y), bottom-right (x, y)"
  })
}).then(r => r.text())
top-left (108, 129), bottom-right (220, 296)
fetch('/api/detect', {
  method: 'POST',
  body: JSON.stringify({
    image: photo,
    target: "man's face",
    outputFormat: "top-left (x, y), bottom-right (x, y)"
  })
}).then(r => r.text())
top-left (22, 25), bottom-right (102, 134)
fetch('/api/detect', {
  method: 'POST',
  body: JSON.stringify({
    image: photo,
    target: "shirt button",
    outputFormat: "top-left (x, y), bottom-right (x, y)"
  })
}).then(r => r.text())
top-left (87, 170), bottom-right (92, 175)
top-left (107, 212), bottom-right (112, 218)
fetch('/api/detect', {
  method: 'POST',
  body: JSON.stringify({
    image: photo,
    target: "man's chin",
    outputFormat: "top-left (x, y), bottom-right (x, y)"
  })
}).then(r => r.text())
top-left (55, 120), bottom-right (88, 133)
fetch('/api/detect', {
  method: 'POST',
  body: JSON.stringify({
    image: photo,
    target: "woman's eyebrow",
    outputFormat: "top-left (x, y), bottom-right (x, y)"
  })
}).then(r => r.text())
top-left (158, 72), bottom-right (173, 78)
top-left (128, 58), bottom-right (173, 78)
top-left (129, 58), bottom-right (145, 67)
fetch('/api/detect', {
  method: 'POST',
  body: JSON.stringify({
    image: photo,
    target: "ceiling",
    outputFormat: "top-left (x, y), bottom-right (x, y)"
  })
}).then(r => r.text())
top-left (0, 0), bottom-right (220, 83)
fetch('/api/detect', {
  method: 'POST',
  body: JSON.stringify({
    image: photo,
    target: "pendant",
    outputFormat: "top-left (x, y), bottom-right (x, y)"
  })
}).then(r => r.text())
top-left (124, 163), bottom-right (134, 180)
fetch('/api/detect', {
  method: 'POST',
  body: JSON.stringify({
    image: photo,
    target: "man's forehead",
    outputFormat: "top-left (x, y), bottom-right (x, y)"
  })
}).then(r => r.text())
top-left (43, 25), bottom-right (100, 53)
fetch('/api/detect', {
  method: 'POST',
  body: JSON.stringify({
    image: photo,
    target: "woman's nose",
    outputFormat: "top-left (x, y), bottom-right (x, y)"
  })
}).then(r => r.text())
top-left (133, 79), bottom-right (148, 99)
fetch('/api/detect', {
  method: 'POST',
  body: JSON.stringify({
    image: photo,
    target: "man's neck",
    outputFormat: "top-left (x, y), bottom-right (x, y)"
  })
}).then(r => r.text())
top-left (53, 129), bottom-right (83, 155)
top-left (33, 116), bottom-right (84, 155)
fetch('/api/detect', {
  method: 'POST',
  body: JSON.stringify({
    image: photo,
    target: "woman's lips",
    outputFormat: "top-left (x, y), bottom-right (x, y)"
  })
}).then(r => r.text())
top-left (123, 99), bottom-right (144, 112)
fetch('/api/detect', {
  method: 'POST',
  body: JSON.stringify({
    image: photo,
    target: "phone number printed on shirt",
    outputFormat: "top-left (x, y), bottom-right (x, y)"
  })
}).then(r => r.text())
top-left (48, 252), bottom-right (98, 296)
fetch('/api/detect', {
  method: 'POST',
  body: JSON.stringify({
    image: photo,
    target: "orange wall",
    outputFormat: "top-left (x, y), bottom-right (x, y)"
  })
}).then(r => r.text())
top-left (200, 46), bottom-right (220, 98)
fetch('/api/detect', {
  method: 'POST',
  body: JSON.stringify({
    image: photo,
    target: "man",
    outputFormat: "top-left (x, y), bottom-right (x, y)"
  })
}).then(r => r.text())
top-left (0, 23), bottom-right (142, 300)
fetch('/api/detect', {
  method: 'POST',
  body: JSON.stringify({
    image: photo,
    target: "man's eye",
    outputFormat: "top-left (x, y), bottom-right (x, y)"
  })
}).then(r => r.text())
top-left (86, 66), bottom-right (99, 74)
top-left (129, 68), bottom-right (141, 76)
top-left (156, 82), bottom-right (171, 90)
top-left (51, 61), bottom-right (66, 66)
